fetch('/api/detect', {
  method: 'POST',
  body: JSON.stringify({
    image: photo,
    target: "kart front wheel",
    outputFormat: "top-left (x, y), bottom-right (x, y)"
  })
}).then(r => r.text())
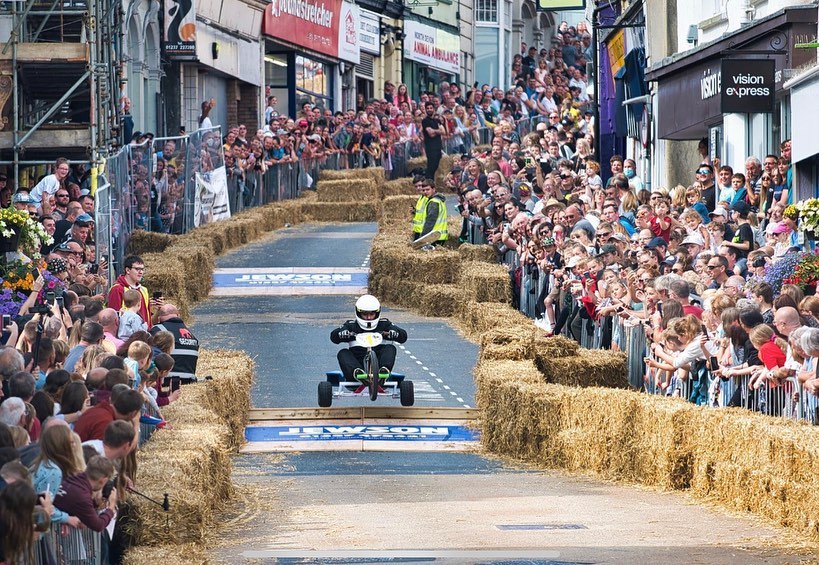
top-left (399, 380), bottom-right (414, 407)
top-left (318, 381), bottom-right (333, 407)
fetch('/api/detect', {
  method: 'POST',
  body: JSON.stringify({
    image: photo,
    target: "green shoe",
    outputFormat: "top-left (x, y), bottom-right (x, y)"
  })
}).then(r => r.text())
top-left (378, 367), bottom-right (391, 380)
top-left (353, 368), bottom-right (367, 380)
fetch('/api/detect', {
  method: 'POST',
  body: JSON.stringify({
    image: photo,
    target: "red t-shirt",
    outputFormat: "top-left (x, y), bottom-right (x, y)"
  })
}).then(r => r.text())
top-left (758, 341), bottom-right (786, 370)
top-left (649, 215), bottom-right (672, 242)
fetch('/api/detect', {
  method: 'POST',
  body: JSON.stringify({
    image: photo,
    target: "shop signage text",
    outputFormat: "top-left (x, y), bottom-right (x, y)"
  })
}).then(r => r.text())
top-left (721, 59), bottom-right (774, 114)
top-left (263, 0), bottom-right (360, 64)
top-left (359, 10), bottom-right (380, 56)
top-left (403, 20), bottom-right (460, 76)
top-left (163, 0), bottom-right (197, 57)
top-left (700, 70), bottom-right (721, 101)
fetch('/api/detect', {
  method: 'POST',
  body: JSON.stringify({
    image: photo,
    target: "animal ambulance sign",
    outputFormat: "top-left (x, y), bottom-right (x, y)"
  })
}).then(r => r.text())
top-left (263, 0), bottom-right (360, 64)
top-left (720, 59), bottom-right (775, 114)
top-left (403, 20), bottom-right (460, 76)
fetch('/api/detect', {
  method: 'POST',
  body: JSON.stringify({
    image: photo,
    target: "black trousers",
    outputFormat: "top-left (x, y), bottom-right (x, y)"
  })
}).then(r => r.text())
top-left (337, 344), bottom-right (397, 381)
top-left (425, 146), bottom-right (442, 179)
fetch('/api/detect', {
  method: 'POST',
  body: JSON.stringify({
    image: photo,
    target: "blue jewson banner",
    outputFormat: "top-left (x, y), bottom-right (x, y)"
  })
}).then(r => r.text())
top-left (213, 272), bottom-right (369, 287)
top-left (245, 425), bottom-right (479, 442)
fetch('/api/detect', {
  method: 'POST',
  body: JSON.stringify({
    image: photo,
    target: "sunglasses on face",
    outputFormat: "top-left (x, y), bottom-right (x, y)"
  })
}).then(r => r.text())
top-left (697, 169), bottom-right (710, 175)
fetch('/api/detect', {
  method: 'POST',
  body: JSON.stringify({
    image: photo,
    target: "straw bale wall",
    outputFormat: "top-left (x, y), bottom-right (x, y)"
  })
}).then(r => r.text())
top-left (124, 349), bottom-right (253, 552)
top-left (475, 363), bottom-right (819, 539)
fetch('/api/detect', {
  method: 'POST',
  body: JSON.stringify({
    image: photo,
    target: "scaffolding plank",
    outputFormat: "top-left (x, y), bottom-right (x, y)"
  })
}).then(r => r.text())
top-left (0, 43), bottom-right (88, 62)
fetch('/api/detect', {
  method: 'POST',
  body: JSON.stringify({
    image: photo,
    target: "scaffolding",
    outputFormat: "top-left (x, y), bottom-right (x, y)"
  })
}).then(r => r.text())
top-left (0, 0), bottom-right (123, 184)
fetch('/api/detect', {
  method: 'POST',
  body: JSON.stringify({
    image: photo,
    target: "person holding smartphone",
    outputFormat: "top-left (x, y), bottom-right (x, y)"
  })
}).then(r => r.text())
top-left (107, 254), bottom-right (160, 329)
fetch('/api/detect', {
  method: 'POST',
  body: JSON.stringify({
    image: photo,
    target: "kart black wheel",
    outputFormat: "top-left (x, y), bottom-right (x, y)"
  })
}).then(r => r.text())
top-left (318, 381), bottom-right (333, 407)
top-left (399, 380), bottom-right (414, 407)
top-left (367, 350), bottom-right (379, 402)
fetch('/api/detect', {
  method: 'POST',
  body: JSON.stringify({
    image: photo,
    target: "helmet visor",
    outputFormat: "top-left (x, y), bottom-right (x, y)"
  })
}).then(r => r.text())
top-left (359, 311), bottom-right (378, 321)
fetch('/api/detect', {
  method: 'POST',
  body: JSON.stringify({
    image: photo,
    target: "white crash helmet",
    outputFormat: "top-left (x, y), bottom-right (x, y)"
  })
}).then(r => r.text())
top-left (355, 294), bottom-right (381, 331)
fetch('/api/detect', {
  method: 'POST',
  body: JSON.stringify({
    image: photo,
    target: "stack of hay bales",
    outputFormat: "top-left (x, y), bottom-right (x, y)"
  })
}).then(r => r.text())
top-left (305, 175), bottom-right (378, 221)
top-left (475, 374), bottom-right (819, 540)
top-left (124, 350), bottom-right (253, 552)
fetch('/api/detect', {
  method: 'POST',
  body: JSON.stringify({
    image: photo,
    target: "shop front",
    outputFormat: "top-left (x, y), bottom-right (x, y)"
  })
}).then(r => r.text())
top-left (785, 66), bottom-right (819, 201)
top-left (402, 19), bottom-right (460, 97)
top-left (262, 0), bottom-right (360, 118)
top-left (646, 5), bottom-right (816, 171)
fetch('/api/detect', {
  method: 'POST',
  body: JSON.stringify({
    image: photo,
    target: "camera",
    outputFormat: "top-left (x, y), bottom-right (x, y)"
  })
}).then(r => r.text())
top-left (102, 478), bottom-right (116, 499)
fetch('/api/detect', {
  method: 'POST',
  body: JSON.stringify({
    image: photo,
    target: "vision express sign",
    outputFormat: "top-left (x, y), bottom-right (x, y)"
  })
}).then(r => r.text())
top-left (720, 59), bottom-right (775, 114)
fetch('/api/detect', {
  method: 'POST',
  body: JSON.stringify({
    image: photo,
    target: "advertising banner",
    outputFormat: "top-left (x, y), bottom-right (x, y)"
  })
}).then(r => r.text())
top-left (163, 0), bottom-right (197, 57)
top-left (359, 9), bottom-right (381, 56)
top-left (194, 166), bottom-right (231, 227)
top-left (403, 20), bottom-right (460, 76)
top-left (721, 59), bottom-right (775, 114)
top-left (262, 0), bottom-right (360, 63)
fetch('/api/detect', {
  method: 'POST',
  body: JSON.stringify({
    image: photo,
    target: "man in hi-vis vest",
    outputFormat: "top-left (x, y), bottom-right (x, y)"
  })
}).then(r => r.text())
top-left (415, 177), bottom-right (448, 250)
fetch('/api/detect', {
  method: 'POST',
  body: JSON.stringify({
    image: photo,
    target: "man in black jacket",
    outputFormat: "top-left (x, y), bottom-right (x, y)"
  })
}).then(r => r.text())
top-left (151, 303), bottom-right (199, 383)
top-left (330, 295), bottom-right (407, 382)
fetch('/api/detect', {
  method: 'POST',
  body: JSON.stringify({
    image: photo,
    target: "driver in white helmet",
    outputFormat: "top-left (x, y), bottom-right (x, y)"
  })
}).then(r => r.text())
top-left (330, 294), bottom-right (408, 382)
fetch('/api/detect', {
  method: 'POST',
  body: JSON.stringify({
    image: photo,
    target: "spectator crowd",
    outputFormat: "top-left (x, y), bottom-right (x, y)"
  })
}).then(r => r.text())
top-left (0, 151), bottom-right (201, 565)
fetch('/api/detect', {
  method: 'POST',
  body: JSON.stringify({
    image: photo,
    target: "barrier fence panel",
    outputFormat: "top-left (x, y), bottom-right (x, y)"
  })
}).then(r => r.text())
top-left (104, 150), bottom-right (130, 278)
top-left (127, 140), bottom-right (154, 232)
top-left (94, 181), bottom-right (114, 289)
top-left (184, 127), bottom-right (228, 232)
top-left (152, 135), bottom-right (189, 234)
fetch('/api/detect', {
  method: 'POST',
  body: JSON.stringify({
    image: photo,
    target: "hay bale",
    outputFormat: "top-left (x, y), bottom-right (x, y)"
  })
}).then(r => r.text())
top-left (406, 156), bottom-right (426, 173)
top-left (417, 284), bottom-right (470, 317)
top-left (370, 237), bottom-right (460, 285)
top-left (319, 167), bottom-right (385, 187)
top-left (382, 178), bottom-right (416, 197)
top-left (458, 243), bottom-right (496, 263)
top-left (316, 178), bottom-right (378, 202)
top-left (367, 274), bottom-right (417, 308)
top-left (140, 252), bottom-right (187, 317)
top-left (123, 543), bottom-right (211, 565)
top-left (456, 301), bottom-right (532, 340)
top-left (300, 201), bottom-right (377, 222)
top-left (536, 348), bottom-right (628, 388)
top-left (164, 242), bottom-right (215, 303)
top-left (195, 349), bottom-right (254, 448)
top-left (379, 195), bottom-right (418, 228)
top-left (434, 154), bottom-right (456, 190)
top-left (458, 261), bottom-right (511, 303)
top-left (478, 326), bottom-right (540, 362)
top-left (127, 231), bottom-right (175, 255)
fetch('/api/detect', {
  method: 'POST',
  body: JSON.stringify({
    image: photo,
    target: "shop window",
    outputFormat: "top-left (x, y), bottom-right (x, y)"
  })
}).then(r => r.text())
top-left (475, 27), bottom-right (499, 88)
top-left (265, 53), bottom-right (290, 118)
top-left (475, 0), bottom-right (498, 23)
top-left (295, 55), bottom-right (333, 113)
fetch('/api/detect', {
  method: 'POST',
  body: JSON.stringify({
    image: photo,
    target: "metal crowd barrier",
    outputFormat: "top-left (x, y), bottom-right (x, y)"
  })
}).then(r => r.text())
top-left (30, 522), bottom-right (103, 565)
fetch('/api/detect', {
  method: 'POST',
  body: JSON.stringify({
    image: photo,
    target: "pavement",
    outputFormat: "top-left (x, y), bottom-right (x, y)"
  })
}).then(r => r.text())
top-left (190, 221), bottom-right (815, 564)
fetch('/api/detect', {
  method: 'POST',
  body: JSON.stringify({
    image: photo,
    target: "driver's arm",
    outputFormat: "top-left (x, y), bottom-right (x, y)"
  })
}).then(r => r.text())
top-left (384, 323), bottom-right (408, 344)
top-left (330, 324), bottom-right (355, 344)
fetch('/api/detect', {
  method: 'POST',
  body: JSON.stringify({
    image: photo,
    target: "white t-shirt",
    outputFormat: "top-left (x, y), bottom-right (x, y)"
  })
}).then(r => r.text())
top-left (30, 174), bottom-right (60, 204)
top-left (82, 439), bottom-right (105, 457)
top-left (199, 116), bottom-right (213, 130)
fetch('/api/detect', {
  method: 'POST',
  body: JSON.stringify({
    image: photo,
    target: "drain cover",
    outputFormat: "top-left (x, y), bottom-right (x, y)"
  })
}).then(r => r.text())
top-left (495, 524), bottom-right (588, 531)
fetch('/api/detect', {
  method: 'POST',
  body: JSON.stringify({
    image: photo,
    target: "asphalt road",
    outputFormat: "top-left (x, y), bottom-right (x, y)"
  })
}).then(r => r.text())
top-left (190, 222), bottom-right (811, 564)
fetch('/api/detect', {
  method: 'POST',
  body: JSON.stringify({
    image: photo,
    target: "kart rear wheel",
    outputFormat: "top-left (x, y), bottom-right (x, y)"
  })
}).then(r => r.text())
top-left (318, 381), bottom-right (333, 407)
top-left (399, 380), bottom-right (414, 407)
top-left (366, 350), bottom-right (379, 402)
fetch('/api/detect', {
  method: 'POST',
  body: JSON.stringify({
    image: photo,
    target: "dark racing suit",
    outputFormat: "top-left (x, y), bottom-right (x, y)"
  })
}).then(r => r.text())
top-left (330, 319), bottom-right (408, 381)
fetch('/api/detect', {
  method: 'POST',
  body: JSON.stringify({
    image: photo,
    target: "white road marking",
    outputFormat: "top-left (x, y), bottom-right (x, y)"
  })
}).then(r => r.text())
top-left (429, 372), bottom-right (436, 377)
top-left (422, 366), bottom-right (429, 370)
top-left (449, 391), bottom-right (457, 396)
top-left (456, 397), bottom-right (464, 403)
top-left (410, 355), bottom-right (417, 360)
top-left (443, 385), bottom-right (451, 390)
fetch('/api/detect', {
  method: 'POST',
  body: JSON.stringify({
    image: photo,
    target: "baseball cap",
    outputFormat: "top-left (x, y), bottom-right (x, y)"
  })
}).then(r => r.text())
top-left (297, 119), bottom-right (308, 127)
top-left (75, 213), bottom-right (94, 224)
top-left (610, 232), bottom-right (630, 244)
top-left (596, 243), bottom-right (617, 256)
top-left (645, 237), bottom-right (667, 250)
top-left (12, 192), bottom-right (31, 204)
top-left (681, 233), bottom-right (705, 247)
top-left (567, 256), bottom-right (582, 269)
top-left (709, 206), bottom-right (728, 219)
top-left (730, 200), bottom-right (751, 217)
